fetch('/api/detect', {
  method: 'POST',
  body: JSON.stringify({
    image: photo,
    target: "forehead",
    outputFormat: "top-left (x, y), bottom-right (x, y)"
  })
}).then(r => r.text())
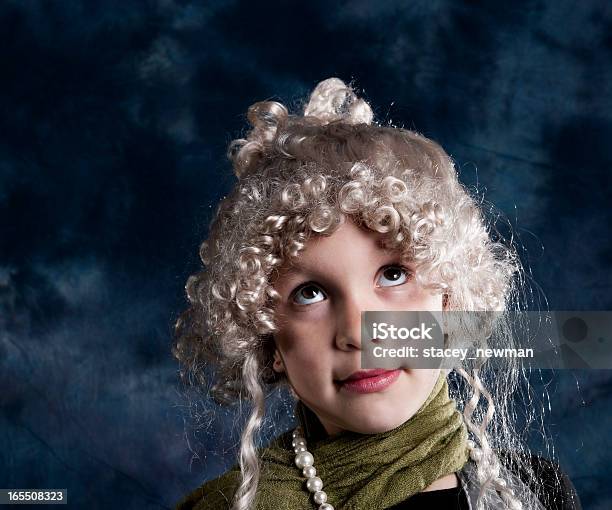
top-left (274, 219), bottom-right (398, 280)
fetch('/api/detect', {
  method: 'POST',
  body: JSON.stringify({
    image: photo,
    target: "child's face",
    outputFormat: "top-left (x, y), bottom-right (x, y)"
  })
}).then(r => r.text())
top-left (271, 217), bottom-right (444, 435)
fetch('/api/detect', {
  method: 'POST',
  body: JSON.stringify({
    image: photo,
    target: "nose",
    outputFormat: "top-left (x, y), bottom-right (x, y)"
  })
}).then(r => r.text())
top-left (334, 294), bottom-right (366, 351)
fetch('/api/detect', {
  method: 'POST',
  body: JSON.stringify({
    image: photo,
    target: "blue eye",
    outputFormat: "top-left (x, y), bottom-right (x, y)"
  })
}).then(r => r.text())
top-left (292, 284), bottom-right (326, 305)
top-left (377, 266), bottom-right (411, 287)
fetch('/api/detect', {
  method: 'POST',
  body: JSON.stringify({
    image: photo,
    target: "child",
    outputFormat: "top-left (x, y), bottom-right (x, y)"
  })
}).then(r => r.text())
top-left (173, 78), bottom-right (581, 510)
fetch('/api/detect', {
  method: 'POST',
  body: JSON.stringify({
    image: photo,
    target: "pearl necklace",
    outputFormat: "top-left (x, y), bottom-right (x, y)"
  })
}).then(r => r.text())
top-left (292, 427), bottom-right (335, 510)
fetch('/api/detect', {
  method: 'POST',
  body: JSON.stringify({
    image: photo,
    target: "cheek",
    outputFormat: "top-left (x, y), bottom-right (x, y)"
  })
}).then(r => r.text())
top-left (405, 369), bottom-right (440, 402)
top-left (284, 339), bottom-right (327, 371)
top-left (275, 324), bottom-right (332, 376)
top-left (283, 346), bottom-right (331, 397)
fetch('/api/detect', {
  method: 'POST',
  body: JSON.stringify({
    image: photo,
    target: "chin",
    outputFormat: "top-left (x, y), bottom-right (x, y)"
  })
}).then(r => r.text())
top-left (346, 409), bottom-right (410, 434)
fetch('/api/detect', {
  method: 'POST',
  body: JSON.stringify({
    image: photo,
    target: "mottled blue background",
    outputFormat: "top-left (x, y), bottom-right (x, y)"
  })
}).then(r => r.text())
top-left (1, 1), bottom-right (611, 509)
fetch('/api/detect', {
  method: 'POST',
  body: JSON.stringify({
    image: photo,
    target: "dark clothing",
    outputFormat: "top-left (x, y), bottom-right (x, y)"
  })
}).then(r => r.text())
top-left (387, 452), bottom-right (581, 510)
top-left (387, 487), bottom-right (470, 509)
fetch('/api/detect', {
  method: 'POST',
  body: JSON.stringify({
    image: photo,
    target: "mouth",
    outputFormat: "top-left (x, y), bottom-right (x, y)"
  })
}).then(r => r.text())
top-left (335, 369), bottom-right (401, 394)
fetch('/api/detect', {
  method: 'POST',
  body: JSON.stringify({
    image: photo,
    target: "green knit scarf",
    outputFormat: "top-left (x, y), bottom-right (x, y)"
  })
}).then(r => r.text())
top-left (176, 373), bottom-right (469, 510)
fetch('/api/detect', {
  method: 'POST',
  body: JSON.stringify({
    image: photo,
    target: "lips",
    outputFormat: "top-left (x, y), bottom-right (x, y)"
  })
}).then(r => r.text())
top-left (341, 369), bottom-right (395, 381)
top-left (337, 369), bottom-right (401, 394)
